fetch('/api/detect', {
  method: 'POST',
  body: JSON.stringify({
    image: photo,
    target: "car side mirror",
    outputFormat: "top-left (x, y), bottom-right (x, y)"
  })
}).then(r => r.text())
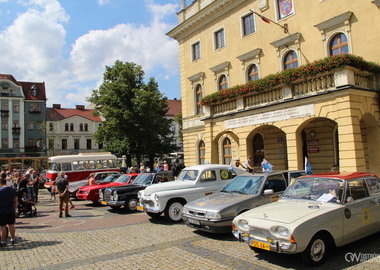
top-left (264, 189), bottom-right (274, 195)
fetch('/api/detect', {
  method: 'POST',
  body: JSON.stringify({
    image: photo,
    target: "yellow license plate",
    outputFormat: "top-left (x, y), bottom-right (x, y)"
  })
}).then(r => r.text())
top-left (100, 201), bottom-right (108, 205)
top-left (250, 240), bottom-right (270, 251)
top-left (136, 205), bottom-right (144, 211)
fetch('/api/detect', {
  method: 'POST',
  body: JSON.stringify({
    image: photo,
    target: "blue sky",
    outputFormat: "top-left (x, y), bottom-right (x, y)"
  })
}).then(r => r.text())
top-left (0, 0), bottom-right (182, 107)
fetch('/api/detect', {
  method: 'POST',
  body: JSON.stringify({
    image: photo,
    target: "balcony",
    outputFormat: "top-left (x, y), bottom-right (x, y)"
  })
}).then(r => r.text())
top-left (0, 92), bottom-right (9, 96)
top-left (1, 110), bottom-right (9, 117)
top-left (12, 127), bottom-right (21, 135)
top-left (205, 66), bottom-right (378, 118)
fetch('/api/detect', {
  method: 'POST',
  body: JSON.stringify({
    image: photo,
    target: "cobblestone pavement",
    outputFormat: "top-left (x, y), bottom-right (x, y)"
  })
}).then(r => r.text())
top-left (1, 190), bottom-right (380, 270)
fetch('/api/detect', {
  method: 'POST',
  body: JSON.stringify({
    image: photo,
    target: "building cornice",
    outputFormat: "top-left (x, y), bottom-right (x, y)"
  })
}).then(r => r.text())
top-left (314, 11), bottom-right (353, 31)
top-left (270, 33), bottom-right (302, 48)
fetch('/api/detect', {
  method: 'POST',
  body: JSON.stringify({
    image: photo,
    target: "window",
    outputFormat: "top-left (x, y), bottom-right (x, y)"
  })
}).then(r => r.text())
top-left (84, 124), bottom-right (88, 131)
top-left (87, 139), bottom-right (92, 150)
top-left (198, 140), bottom-right (205, 165)
top-left (30, 103), bottom-right (40, 112)
top-left (1, 103), bottom-right (8, 111)
top-left (37, 121), bottom-right (43, 130)
top-left (13, 138), bottom-right (19, 148)
top-left (242, 13), bottom-right (255, 36)
top-left (28, 121), bottom-right (34, 130)
top-left (10, 88), bottom-right (15, 96)
top-left (247, 64), bottom-right (259, 81)
top-left (1, 139), bottom-right (8, 148)
top-left (49, 123), bottom-right (54, 131)
top-left (62, 139), bottom-right (67, 150)
top-left (283, 50), bottom-right (298, 70)
top-left (1, 87), bottom-right (9, 96)
top-left (365, 178), bottom-right (380, 195)
top-left (13, 120), bottom-right (19, 128)
top-left (223, 137), bottom-right (232, 165)
top-left (98, 142), bottom-right (103, 149)
top-left (1, 121), bottom-right (8, 130)
top-left (264, 175), bottom-right (287, 193)
top-left (276, 0), bottom-right (295, 20)
top-left (61, 163), bottom-right (72, 171)
top-left (214, 28), bottom-right (225, 50)
top-left (195, 84), bottom-right (203, 115)
top-left (27, 138), bottom-right (34, 146)
top-left (65, 123), bottom-right (69, 131)
top-left (80, 123), bottom-right (83, 131)
top-left (201, 170), bottom-right (216, 182)
top-left (70, 123), bottom-right (74, 131)
top-left (329, 33), bottom-right (349, 56)
top-left (48, 139), bottom-right (54, 149)
top-left (13, 103), bottom-right (19, 113)
top-left (218, 75), bottom-right (228, 90)
top-left (192, 41), bottom-right (201, 61)
top-left (347, 179), bottom-right (369, 201)
top-left (74, 139), bottom-right (80, 150)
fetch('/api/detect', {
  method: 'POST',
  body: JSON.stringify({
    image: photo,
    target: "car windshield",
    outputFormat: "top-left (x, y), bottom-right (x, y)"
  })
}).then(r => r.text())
top-left (114, 174), bottom-right (131, 183)
top-left (177, 170), bottom-right (199, 181)
top-left (221, 176), bottom-right (265, 195)
top-left (98, 174), bottom-right (119, 184)
top-left (283, 177), bottom-right (345, 203)
top-left (132, 173), bottom-right (153, 186)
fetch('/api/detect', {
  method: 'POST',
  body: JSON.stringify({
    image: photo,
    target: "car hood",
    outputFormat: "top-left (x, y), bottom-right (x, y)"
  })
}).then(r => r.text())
top-left (238, 200), bottom-right (341, 224)
top-left (79, 183), bottom-right (113, 191)
top-left (143, 180), bottom-right (195, 196)
top-left (105, 184), bottom-right (145, 192)
top-left (185, 192), bottom-right (255, 212)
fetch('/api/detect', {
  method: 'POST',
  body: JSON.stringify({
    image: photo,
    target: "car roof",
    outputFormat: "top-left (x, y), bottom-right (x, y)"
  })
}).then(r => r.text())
top-left (300, 172), bottom-right (378, 181)
top-left (183, 164), bottom-right (231, 170)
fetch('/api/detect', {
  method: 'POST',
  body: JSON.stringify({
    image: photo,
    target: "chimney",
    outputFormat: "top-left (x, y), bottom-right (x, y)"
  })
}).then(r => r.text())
top-left (181, 0), bottom-right (187, 10)
top-left (76, 105), bottom-right (85, 110)
top-left (53, 104), bottom-right (61, 109)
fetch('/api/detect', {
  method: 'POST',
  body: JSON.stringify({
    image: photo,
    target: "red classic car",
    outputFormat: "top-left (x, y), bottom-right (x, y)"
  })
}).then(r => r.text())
top-left (76, 173), bottom-right (139, 202)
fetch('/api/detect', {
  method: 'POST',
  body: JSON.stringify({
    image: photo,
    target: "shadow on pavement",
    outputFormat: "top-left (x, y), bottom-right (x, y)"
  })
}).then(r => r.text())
top-left (2, 239), bottom-right (62, 251)
top-left (193, 230), bottom-right (236, 242)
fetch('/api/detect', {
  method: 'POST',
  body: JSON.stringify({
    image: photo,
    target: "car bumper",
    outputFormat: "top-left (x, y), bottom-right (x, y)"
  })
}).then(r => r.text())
top-left (182, 215), bottom-right (233, 233)
top-left (100, 200), bottom-right (125, 206)
top-left (76, 193), bottom-right (88, 200)
top-left (232, 230), bottom-right (297, 253)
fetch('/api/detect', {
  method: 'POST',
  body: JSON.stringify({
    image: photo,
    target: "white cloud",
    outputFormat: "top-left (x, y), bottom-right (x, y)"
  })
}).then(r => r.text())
top-left (97, 0), bottom-right (111, 6)
top-left (0, 0), bottom-right (180, 107)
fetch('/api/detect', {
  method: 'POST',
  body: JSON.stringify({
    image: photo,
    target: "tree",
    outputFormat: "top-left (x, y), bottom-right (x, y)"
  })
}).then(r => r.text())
top-left (88, 60), bottom-right (177, 167)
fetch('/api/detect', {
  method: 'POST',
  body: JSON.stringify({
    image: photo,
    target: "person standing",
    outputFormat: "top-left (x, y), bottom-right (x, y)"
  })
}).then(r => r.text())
top-left (245, 156), bottom-right (254, 173)
top-left (87, 173), bottom-right (96, 185)
top-left (56, 172), bottom-right (71, 218)
top-left (0, 176), bottom-right (18, 247)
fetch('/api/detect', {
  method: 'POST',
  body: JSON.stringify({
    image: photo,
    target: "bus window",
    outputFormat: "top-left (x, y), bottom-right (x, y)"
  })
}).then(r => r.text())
top-left (108, 159), bottom-right (116, 168)
top-left (88, 160), bottom-right (96, 169)
top-left (49, 163), bottom-right (61, 171)
top-left (61, 163), bottom-right (72, 171)
top-left (95, 160), bottom-right (102, 169)
top-left (102, 160), bottom-right (108, 168)
top-left (73, 161), bottom-right (85, 170)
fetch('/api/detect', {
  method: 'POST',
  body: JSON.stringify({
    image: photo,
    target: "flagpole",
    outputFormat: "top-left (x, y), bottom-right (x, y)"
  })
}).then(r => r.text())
top-left (250, 10), bottom-right (289, 34)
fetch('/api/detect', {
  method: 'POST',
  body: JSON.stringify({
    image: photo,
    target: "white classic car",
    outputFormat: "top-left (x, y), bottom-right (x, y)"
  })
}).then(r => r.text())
top-left (232, 172), bottom-right (380, 266)
top-left (137, 164), bottom-right (246, 222)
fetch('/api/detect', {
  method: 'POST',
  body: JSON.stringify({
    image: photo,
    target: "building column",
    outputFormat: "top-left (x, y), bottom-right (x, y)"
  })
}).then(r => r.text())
top-left (283, 124), bottom-right (300, 170)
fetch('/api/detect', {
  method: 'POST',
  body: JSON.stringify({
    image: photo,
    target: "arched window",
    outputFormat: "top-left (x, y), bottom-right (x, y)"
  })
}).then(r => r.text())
top-left (283, 50), bottom-right (298, 70)
top-left (253, 133), bottom-right (264, 166)
top-left (79, 123), bottom-right (83, 131)
top-left (247, 64), bottom-right (259, 81)
top-left (84, 123), bottom-right (88, 131)
top-left (70, 123), bottom-right (74, 131)
top-left (195, 84), bottom-right (203, 115)
top-left (49, 123), bottom-right (54, 131)
top-left (223, 137), bottom-right (232, 165)
top-left (218, 75), bottom-right (228, 90)
top-left (198, 141), bottom-right (205, 164)
top-left (65, 123), bottom-right (69, 131)
top-left (329, 33), bottom-right (349, 56)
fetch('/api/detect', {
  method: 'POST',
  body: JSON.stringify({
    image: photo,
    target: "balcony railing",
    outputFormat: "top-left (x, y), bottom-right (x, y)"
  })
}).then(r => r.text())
top-left (206, 66), bottom-right (377, 117)
top-left (12, 127), bottom-right (21, 135)
top-left (1, 110), bottom-right (9, 117)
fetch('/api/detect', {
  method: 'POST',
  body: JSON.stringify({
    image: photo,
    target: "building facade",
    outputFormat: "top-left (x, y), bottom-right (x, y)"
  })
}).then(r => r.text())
top-left (168, 0), bottom-right (380, 174)
top-left (46, 104), bottom-right (104, 156)
top-left (0, 74), bottom-right (47, 158)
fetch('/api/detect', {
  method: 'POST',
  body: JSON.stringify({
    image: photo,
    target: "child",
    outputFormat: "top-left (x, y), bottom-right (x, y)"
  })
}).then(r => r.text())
top-left (50, 179), bottom-right (57, 200)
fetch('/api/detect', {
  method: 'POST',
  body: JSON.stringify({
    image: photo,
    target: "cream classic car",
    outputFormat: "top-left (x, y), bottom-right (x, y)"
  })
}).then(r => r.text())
top-left (232, 172), bottom-right (380, 266)
top-left (137, 164), bottom-right (246, 222)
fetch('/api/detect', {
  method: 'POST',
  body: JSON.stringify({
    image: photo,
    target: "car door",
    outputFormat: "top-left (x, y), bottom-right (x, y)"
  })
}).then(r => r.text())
top-left (197, 169), bottom-right (220, 198)
top-left (343, 178), bottom-right (377, 243)
top-left (258, 174), bottom-right (287, 205)
top-left (364, 177), bottom-right (380, 228)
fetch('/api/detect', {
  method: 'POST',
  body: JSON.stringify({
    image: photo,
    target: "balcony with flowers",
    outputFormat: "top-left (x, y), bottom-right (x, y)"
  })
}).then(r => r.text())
top-left (200, 55), bottom-right (380, 117)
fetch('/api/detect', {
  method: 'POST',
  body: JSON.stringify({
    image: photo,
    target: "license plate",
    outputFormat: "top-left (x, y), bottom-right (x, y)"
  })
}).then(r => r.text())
top-left (187, 218), bottom-right (200, 225)
top-left (250, 240), bottom-right (270, 251)
top-left (100, 201), bottom-right (108, 205)
top-left (136, 205), bottom-right (144, 211)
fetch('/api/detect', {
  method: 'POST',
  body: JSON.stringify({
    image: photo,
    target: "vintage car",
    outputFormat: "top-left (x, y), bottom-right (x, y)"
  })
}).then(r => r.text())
top-left (68, 171), bottom-right (121, 194)
top-left (182, 170), bottom-right (307, 233)
top-left (99, 171), bottom-right (174, 211)
top-left (232, 172), bottom-right (380, 266)
top-left (76, 173), bottom-right (138, 202)
top-left (137, 164), bottom-right (246, 222)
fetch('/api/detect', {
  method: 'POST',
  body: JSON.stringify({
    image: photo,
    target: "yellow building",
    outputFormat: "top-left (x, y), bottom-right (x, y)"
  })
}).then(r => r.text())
top-left (168, 0), bottom-right (380, 174)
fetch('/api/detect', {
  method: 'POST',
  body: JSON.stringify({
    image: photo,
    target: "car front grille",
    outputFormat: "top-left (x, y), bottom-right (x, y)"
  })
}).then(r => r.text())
top-left (249, 226), bottom-right (272, 240)
top-left (104, 189), bottom-right (112, 201)
top-left (187, 209), bottom-right (206, 218)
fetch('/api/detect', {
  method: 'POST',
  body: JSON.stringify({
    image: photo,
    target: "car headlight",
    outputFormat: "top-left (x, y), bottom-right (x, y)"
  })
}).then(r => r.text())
top-left (112, 192), bottom-right (118, 201)
top-left (182, 207), bottom-right (190, 215)
top-left (85, 190), bottom-right (90, 196)
top-left (205, 211), bottom-right (221, 219)
top-left (99, 190), bottom-right (103, 199)
top-left (237, 219), bottom-right (249, 231)
top-left (270, 226), bottom-right (290, 238)
top-left (137, 191), bottom-right (142, 199)
top-left (154, 194), bottom-right (159, 202)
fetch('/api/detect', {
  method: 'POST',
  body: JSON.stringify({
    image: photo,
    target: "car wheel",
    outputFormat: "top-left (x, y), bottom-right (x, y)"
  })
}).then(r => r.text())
top-left (147, 212), bottom-right (162, 218)
top-left (125, 197), bottom-right (138, 212)
top-left (164, 201), bottom-right (184, 222)
top-left (110, 205), bottom-right (121, 210)
top-left (301, 234), bottom-right (330, 266)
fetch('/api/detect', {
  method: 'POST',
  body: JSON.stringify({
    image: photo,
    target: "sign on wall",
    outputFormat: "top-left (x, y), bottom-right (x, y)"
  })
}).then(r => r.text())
top-left (224, 104), bottom-right (314, 129)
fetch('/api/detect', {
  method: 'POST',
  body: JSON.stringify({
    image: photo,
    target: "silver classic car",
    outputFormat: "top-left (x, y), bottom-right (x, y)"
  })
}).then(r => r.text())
top-left (232, 172), bottom-right (380, 266)
top-left (182, 170), bottom-right (306, 233)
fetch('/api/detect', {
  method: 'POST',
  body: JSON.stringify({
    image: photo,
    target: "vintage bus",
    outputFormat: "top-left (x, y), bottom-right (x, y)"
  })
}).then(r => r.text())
top-left (45, 153), bottom-right (120, 192)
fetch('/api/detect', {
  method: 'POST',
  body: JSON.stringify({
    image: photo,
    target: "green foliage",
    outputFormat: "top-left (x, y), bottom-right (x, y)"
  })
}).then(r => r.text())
top-left (87, 61), bottom-right (177, 163)
top-left (200, 54), bottom-right (380, 105)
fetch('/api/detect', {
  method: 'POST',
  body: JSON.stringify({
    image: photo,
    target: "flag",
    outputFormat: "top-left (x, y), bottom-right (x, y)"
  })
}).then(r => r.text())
top-left (305, 157), bottom-right (312, 174)
top-left (254, 12), bottom-right (271, 24)
top-left (261, 159), bottom-right (273, 172)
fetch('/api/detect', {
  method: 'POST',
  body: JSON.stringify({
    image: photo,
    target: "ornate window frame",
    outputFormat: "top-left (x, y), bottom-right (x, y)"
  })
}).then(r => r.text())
top-left (271, 33), bottom-right (302, 71)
